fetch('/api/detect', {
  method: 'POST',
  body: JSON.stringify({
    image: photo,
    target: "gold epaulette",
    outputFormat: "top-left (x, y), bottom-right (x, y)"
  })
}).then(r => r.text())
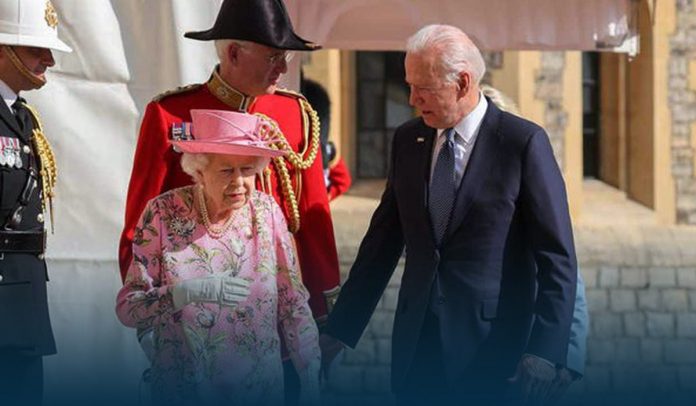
top-left (152, 84), bottom-right (202, 102)
top-left (274, 87), bottom-right (309, 101)
top-left (23, 103), bottom-right (57, 234)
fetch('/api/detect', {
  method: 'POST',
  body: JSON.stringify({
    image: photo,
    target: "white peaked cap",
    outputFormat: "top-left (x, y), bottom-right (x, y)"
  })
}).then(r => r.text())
top-left (0, 0), bottom-right (72, 52)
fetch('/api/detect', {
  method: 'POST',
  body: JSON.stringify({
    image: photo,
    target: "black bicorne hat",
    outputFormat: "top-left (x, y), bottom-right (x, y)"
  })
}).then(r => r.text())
top-left (184, 0), bottom-right (321, 51)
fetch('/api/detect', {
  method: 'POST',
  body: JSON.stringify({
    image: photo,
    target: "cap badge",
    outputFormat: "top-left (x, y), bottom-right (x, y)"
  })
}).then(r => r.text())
top-left (45, 1), bottom-right (59, 29)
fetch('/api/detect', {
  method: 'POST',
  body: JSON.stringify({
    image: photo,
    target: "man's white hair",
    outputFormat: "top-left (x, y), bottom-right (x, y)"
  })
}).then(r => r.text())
top-left (214, 39), bottom-right (251, 61)
top-left (406, 24), bottom-right (486, 85)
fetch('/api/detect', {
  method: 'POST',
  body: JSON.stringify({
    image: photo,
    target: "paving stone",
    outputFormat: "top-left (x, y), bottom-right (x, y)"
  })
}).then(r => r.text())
top-left (665, 339), bottom-right (696, 364)
top-left (583, 366), bottom-right (612, 393)
top-left (640, 339), bottom-right (663, 363)
top-left (581, 267), bottom-right (598, 288)
top-left (621, 267), bottom-right (648, 288)
top-left (599, 266), bottom-right (620, 288)
top-left (615, 338), bottom-right (641, 363)
top-left (663, 289), bottom-right (690, 311)
top-left (677, 268), bottom-right (696, 288)
top-left (646, 313), bottom-right (675, 338)
top-left (592, 314), bottom-right (623, 338)
top-left (379, 287), bottom-right (399, 311)
top-left (587, 289), bottom-right (608, 313)
top-left (375, 338), bottom-right (391, 365)
top-left (329, 365), bottom-right (364, 394)
top-left (343, 340), bottom-right (376, 365)
top-left (610, 290), bottom-right (637, 312)
top-left (678, 366), bottom-right (696, 390)
top-left (624, 312), bottom-right (646, 337)
top-left (677, 313), bottom-right (696, 337)
top-left (363, 367), bottom-right (390, 394)
top-left (649, 267), bottom-right (677, 287)
top-left (638, 289), bottom-right (661, 311)
top-left (588, 339), bottom-right (616, 364)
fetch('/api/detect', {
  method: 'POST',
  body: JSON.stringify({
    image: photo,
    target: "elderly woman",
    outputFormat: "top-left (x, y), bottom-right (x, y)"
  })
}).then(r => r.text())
top-left (116, 110), bottom-right (320, 405)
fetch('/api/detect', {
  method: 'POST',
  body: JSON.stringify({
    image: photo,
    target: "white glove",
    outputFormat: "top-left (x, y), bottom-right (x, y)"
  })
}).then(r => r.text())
top-left (298, 360), bottom-right (321, 406)
top-left (172, 275), bottom-right (250, 310)
top-left (137, 327), bottom-right (156, 363)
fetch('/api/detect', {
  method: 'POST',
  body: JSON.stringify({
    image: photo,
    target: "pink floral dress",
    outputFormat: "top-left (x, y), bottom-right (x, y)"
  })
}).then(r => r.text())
top-left (116, 186), bottom-right (320, 405)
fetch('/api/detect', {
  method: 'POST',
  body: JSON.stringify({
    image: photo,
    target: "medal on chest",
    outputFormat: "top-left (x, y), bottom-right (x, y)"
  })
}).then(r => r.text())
top-left (0, 137), bottom-right (16, 167)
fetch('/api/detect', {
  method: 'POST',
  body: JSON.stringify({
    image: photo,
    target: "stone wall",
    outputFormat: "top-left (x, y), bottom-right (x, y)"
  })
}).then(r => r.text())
top-left (671, 0), bottom-right (696, 224)
top-left (536, 51), bottom-right (568, 170)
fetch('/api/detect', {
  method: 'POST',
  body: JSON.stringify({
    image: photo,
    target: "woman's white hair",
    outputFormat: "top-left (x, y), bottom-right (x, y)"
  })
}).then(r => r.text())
top-left (406, 24), bottom-right (486, 86)
top-left (181, 153), bottom-right (210, 183)
top-left (481, 85), bottom-right (520, 115)
top-left (180, 153), bottom-right (271, 183)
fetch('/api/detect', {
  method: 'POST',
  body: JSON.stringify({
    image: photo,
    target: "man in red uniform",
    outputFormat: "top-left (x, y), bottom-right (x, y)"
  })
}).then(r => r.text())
top-left (300, 77), bottom-right (352, 201)
top-left (119, 0), bottom-right (341, 401)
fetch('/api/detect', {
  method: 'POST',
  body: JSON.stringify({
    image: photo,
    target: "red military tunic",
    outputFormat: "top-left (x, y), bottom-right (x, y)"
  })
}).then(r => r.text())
top-left (327, 156), bottom-right (352, 201)
top-left (119, 69), bottom-right (340, 322)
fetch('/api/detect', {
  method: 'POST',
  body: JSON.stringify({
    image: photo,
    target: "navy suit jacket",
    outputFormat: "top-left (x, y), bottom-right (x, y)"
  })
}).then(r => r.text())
top-left (327, 100), bottom-right (577, 392)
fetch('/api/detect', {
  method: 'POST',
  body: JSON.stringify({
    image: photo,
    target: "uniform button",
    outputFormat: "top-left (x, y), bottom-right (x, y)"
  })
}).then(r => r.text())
top-left (23, 145), bottom-right (31, 154)
top-left (37, 213), bottom-right (44, 223)
top-left (37, 254), bottom-right (45, 260)
top-left (0, 275), bottom-right (3, 282)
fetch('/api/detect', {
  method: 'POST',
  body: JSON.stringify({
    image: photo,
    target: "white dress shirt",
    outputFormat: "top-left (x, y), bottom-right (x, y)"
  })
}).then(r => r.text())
top-left (430, 93), bottom-right (488, 187)
top-left (0, 79), bottom-right (18, 111)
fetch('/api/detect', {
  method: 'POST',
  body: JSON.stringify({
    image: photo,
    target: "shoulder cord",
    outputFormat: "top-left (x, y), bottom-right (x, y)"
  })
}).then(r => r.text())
top-left (23, 103), bottom-right (57, 234)
top-left (255, 98), bottom-right (320, 233)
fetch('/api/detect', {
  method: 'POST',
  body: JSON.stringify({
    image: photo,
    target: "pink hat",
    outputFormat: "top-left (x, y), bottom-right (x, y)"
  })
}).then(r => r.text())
top-left (170, 109), bottom-right (286, 158)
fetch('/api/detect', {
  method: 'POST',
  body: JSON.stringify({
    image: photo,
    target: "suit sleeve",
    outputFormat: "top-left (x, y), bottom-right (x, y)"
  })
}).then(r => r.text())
top-left (325, 129), bottom-right (405, 348)
top-left (520, 130), bottom-right (578, 365)
top-left (119, 102), bottom-right (171, 282)
top-left (566, 271), bottom-right (588, 375)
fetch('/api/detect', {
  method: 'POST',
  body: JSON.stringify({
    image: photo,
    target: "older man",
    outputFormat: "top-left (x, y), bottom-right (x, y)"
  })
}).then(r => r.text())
top-left (322, 24), bottom-right (577, 404)
top-left (0, 1), bottom-right (71, 405)
top-left (119, 0), bottom-right (340, 402)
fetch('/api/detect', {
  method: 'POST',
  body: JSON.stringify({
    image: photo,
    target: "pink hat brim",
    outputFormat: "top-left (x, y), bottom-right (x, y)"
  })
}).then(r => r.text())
top-left (170, 140), bottom-right (285, 158)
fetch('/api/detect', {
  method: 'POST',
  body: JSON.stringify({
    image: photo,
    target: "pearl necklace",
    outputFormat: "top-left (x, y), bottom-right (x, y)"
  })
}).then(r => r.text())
top-left (197, 186), bottom-right (235, 239)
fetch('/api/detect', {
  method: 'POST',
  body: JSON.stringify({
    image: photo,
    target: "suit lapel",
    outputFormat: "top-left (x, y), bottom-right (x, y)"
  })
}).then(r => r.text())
top-left (411, 123), bottom-right (437, 243)
top-left (0, 101), bottom-right (23, 138)
top-left (444, 101), bottom-right (503, 244)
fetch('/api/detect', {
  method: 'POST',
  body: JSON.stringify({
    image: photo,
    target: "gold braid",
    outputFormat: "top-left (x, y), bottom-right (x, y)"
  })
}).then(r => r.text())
top-left (23, 103), bottom-right (58, 234)
top-left (254, 98), bottom-right (321, 233)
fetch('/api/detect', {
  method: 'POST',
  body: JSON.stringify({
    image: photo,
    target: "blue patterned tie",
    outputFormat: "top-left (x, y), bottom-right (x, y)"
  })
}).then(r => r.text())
top-left (429, 128), bottom-right (456, 246)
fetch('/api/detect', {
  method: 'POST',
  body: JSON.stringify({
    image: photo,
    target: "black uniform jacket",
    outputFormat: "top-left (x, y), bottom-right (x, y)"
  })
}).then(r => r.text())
top-left (0, 100), bottom-right (55, 356)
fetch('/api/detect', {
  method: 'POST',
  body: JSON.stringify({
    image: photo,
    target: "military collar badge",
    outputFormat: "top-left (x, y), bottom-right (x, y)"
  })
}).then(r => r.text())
top-left (45, 1), bottom-right (59, 29)
top-left (207, 69), bottom-right (255, 112)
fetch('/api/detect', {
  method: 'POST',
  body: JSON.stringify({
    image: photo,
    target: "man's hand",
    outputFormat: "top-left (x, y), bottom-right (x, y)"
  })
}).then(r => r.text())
top-left (545, 367), bottom-right (576, 404)
top-left (319, 334), bottom-right (345, 381)
top-left (508, 354), bottom-right (557, 403)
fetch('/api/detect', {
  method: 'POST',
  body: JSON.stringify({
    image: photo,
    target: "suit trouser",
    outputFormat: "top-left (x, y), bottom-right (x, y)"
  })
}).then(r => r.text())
top-left (396, 309), bottom-right (449, 406)
top-left (396, 310), bottom-right (521, 406)
top-left (0, 350), bottom-right (43, 406)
